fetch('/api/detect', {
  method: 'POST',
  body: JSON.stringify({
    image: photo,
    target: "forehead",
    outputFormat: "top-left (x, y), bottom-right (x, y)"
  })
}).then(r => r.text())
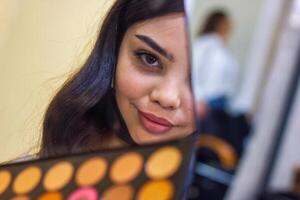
top-left (125, 13), bottom-right (187, 48)
top-left (132, 13), bottom-right (185, 33)
top-left (124, 13), bottom-right (188, 63)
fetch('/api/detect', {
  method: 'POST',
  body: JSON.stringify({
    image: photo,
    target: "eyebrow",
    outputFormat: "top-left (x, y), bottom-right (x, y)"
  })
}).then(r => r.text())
top-left (135, 34), bottom-right (174, 62)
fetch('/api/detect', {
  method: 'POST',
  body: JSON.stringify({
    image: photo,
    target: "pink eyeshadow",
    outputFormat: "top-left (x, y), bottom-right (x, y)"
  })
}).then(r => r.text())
top-left (67, 187), bottom-right (98, 200)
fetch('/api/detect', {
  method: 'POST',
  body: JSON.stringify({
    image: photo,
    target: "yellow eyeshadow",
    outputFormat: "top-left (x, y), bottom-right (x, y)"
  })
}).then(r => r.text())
top-left (137, 180), bottom-right (174, 200)
top-left (0, 170), bottom-right (11, 195)
top-left (110, 152), bottom-right (143, 184)
top-left (102, 185), bottom-right (134, 200)
top-left (145, 146), bottom-right (181, 179)
top-left (13, 166), bottom-right (41, 194)
top-left (76, 157), bottom-right (107, 186)
top-left (43, 161), bottom-right (74, 191)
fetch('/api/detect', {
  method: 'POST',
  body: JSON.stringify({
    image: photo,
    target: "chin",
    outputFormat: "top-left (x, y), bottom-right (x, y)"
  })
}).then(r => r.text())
top-left (130, 129), bottom-right (187, 145)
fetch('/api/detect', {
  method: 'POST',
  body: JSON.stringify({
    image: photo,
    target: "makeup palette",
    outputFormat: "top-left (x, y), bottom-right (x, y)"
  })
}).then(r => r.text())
top-left (0, 134), bottom-right (197, 200)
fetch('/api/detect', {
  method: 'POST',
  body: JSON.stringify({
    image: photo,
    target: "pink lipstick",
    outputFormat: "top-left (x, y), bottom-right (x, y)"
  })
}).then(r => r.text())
top-left (138, 111), bottom-right (174, 134)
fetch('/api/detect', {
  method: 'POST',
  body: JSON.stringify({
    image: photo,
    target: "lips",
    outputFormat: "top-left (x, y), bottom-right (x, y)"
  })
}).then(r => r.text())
top-left (138, 111), bottom-right (174, 135)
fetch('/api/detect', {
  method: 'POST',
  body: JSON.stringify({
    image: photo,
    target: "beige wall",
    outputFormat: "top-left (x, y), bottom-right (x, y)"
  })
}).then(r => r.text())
top-left (0, 0), bottom-right (114, 162)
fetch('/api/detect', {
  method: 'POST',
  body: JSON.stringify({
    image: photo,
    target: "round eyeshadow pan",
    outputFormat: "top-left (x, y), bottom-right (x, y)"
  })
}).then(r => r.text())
top-left (13, 166), bottom-right (42, 194)
top-left (110, 152), bottom-right (143, 184)
top-left (137, 180), bottom-right (174, 200)
top-left (0, 170), bottom-right (11, 195)
top-left (75, 157), bottom-right (107, 186)
top-left (43, 161), bottom-right (74, 191)
top-left (67, 187), bottom-right (98, 200)
top-left (38, 192), bottom-right (63, 200)
top-left (102, 185), bottom-right (134, 200)
top-left (145, 146), bottom-right (182, 179)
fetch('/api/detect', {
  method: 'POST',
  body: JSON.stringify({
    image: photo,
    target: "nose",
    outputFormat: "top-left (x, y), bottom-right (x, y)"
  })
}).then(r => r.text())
top-left (149, 80), bottom-right (181, 110)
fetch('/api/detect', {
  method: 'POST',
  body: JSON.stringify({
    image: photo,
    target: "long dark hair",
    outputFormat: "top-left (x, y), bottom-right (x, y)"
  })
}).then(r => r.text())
top-left (40, 0), bottom-right (184, 157)
top-left (199, 10), bottom-right (228, 36)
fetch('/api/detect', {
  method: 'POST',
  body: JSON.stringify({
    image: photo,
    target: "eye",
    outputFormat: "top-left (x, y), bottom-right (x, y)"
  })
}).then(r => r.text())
top-left (135, 50), bottom-right (160, 68)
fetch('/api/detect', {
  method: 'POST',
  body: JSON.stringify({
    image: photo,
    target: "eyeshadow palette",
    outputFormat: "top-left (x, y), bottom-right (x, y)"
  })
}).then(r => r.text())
top-left (0, 134), bottom-right (197, 200)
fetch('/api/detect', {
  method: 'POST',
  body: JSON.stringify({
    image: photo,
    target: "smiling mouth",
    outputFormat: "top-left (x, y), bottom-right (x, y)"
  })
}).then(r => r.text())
top-left (138, 111), bottom-right (174, 135)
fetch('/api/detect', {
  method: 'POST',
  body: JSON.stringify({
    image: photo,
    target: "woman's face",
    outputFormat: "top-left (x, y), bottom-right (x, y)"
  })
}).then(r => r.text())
top-left (115, 13), bottom-right (196, 145)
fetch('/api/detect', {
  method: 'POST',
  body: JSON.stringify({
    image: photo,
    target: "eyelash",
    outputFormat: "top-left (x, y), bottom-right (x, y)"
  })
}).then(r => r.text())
top-left (134, 50), bottom-right (161, 70)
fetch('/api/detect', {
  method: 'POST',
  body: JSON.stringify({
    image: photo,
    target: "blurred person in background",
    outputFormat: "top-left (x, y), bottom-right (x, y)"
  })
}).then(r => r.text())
top-left (193, 9), bottom-right (237, 120)
top-left (193, 10), bottom-right (250, 157)
top-left (189, 9), bottom-right (250, 200)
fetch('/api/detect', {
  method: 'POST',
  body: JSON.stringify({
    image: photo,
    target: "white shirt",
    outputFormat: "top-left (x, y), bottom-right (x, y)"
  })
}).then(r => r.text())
top-left (192, 33), bottom-right (239, 113)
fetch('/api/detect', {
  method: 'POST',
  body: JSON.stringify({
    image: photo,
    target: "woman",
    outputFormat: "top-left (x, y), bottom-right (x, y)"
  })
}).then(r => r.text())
top-left (193, 10), bottom-right (238, 117)
top-left (193, 10), bottom-right (250, 158)
top-left (39, 0), bottom-right (196, 158)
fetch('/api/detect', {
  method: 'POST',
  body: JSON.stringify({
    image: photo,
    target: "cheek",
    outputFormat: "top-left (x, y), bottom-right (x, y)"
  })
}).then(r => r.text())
top-left (182, 90), bottom-right (196, 126)
top-left (115, 60), bottom-right (154, 102)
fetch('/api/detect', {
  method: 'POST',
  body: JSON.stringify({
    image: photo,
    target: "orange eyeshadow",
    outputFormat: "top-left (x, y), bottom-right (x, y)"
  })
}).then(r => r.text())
top-left (37, 192), bottom-right (63, 200)
top-left (102, 185), bottom-right (134, 200)
top-left (0, 134), bottom-right (196, 200)
top-left (75, 157), bottom-right (107, 186)
top-left (0, 170), bottom-right (11, 195)
top-left (146, 146), bottom-right (182, 179)
top-left (110, 152), bottom-right (143, 184)
top-left (13, 166), bottom-right (41, 194)
top-left (137, 180), bottom-right (174, 200)
top-left (43, 161), bottom-right (74, 191)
